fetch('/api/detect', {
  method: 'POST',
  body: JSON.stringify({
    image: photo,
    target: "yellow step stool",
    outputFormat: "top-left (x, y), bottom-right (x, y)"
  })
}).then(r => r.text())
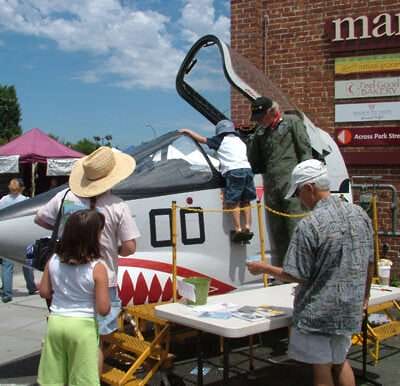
top-left (352, 300), bottom-right (400, 364)
top-left (101, 303), bottom-right (171, 386)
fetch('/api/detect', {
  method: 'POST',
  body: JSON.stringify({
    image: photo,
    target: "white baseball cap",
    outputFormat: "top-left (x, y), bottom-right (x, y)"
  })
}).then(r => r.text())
top-left (285, 159), bottom-right (329, 199)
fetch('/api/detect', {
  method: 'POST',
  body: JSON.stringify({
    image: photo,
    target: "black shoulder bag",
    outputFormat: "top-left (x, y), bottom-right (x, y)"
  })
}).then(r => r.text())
top-left (31, 189), bottom-right (70, 271)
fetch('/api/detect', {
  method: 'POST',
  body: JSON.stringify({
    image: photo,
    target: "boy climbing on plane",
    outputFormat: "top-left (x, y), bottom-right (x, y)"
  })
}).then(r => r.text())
top-left (180, 119), bottom-right (256, 243)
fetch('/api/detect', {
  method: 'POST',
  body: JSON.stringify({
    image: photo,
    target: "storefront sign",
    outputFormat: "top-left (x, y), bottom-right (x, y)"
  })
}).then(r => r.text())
top-left (335, 77), bottom-right (400, 99)
top-left (336, 127), bottom-right (400, 146)
top-left (335, 54), bottom-right (400, 74)
top-left (335, 102), bottom-right (400, 122)
top-left (325, 13), bottom-right (400, 52)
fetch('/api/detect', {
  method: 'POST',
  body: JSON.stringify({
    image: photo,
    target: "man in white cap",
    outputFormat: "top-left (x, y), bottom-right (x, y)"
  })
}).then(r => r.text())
top-left (35, 146), bottom-right (140, 371)
top-left (247, 159), bottom-right (374, 386)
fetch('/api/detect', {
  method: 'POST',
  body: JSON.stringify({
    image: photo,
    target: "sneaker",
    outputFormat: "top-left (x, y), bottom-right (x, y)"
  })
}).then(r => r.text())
top-left (231, 230), bottom-right (251, 244)
top-left (2, 296), bottom-right (12, 303)
top-left (231, 230), bottom-right (244, 243)
top-left (243, 229), bottom-right (254, 241)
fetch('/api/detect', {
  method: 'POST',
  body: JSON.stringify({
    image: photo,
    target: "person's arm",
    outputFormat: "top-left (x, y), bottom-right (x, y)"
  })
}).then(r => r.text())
top-left (179, 128), bottom-right (207, 144)
top-left (34, 192), bottom-right (65, 230)
top-left (119, 239), bottom-right (136, 256)
top-left (39, 261), bottom-right (53, 299)
top-left (34, 215), bottom-right (54, 230)
top-left (363, 213), bottom-right (375, 310)
top-left (117, 201), bottom-right (141, 256)
top-left (363, 262), bottom-right (374, 310)
top-left (291, 118), bottom-right (312, 162)
top-left (246, 129), bottom-right (266, 174)
top-left (247, 261), bottom-right (303, 283)
top-left (93, 262), bottom-right (111, 316)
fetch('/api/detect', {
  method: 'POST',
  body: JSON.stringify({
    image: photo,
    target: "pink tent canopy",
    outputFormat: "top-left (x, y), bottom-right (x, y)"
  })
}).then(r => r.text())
top-left (0, 128), bottom-right (83, 163)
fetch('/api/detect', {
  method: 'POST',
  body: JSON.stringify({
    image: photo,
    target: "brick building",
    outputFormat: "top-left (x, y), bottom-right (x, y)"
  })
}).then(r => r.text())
top-left (231, 0), bottom-right (400, 279)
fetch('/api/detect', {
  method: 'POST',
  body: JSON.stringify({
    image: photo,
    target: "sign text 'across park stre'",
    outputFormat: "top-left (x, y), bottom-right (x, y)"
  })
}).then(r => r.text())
top-left (336, 127), bottom-right (400, 146)
top-left (325, 12), bottom-right (400, 52)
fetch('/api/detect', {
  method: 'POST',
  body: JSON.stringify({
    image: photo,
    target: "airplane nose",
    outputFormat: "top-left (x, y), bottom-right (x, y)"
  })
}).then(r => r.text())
top-left (0, 215), bottom-right (50, 264)
top-left (0, 188), bottom-right (61, 265)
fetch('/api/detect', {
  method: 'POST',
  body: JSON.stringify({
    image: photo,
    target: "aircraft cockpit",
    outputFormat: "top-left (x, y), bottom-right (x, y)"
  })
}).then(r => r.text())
top-left (112, 132), bottom-right (223, 200)
top-left (175, 34), bottom-right (352, 201)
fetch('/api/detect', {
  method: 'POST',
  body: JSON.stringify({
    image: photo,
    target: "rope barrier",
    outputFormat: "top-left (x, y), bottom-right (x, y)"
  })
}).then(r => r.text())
top-left (176, 203), bottom-right (309, 219)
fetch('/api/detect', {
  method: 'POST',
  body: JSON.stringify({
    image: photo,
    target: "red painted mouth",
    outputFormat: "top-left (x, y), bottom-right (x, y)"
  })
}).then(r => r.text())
top-left (118, 258), bottom-right (235, 306)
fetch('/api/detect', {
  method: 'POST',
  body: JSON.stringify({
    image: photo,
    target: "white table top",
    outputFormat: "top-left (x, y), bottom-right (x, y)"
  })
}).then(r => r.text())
top-left (155, 283), bottom-right (400, 339)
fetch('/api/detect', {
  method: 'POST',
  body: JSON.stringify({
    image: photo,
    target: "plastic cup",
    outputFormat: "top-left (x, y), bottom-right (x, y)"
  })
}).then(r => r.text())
top-left (183, 277), bottom-right (211, 305)
top-left (378, 265), bottom-right (391, 286)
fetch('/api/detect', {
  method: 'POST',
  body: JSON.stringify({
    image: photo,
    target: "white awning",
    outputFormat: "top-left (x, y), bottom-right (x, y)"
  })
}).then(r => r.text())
top-left (0, 155), bottom-right (19, 173)
top-left (46, 158), bottom-right (80, 176)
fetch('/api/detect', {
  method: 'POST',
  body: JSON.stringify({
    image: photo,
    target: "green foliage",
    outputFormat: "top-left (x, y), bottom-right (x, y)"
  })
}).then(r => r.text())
top-left (48, 133), bottom-right (60, 142)
top-left (0, 86), bottom-right (107, 155)
top-left (390, 278), bottom-right (400, 287)
top-left (47, 133), bottom-right (96, 155)
top-left (71, 138), bottom-right (98, 155)
top-left (0, 85), bottom-right (22, 141)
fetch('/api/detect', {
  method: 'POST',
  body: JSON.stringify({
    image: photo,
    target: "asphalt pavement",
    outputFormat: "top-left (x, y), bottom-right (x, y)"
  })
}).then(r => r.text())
top-left (0, 264), bottom-right (45, 386)
top-left (0, 265), bottom-right (400, 385)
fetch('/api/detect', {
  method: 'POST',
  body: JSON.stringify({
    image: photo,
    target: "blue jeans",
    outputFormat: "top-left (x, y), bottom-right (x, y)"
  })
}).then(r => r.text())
top-left (96, 287), bottom-right (121, 335)
top-left (1, 259), bottom-right (36, 299)
top-left (224, 168), bottom-right (256, 204)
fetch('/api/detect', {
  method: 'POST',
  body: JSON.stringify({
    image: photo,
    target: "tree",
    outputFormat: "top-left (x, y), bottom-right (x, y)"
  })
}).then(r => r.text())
top-left (71, 138), bottom-right (98, 155)
top-left (48, 132), bottom-right (97, 155)
top-left (0, 85), bottom-right (22, 142)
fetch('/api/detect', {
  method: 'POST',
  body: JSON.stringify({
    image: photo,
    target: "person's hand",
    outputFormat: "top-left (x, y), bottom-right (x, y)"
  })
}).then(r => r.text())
top-left (363, 297), bottom-right (369, 311)
top-left (246, 261), bottom-right (268, 275)
top-left (179, 128), bottom-right (191, 134)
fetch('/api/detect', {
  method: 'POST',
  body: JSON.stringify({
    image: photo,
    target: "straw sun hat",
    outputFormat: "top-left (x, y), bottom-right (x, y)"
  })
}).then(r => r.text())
top-left (69, 146), bottom-right (136, 198)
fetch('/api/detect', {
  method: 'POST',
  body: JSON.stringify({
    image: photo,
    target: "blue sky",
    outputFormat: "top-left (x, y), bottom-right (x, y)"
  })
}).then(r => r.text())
top-left (0, 0), bottom-right (230, 148)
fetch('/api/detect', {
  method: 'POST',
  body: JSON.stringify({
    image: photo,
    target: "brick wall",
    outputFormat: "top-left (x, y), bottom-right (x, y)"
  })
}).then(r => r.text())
top-left (231, 0), bottom-right (400, 282)
top-left (350, 166), bottom-right (400, 280)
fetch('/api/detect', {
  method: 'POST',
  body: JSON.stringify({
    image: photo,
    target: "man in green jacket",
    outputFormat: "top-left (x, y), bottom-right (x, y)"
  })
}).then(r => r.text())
top-left (247, 96), bottom-right (312, 266)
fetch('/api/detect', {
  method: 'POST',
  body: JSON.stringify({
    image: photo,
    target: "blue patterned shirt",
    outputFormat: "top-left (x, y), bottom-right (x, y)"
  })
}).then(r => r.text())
top-left (283, 196), bottom-right (373, 335)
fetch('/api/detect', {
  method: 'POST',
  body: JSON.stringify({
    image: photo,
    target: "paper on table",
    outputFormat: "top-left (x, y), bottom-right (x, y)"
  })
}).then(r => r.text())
top-left (190, 302), bottom-right (239, 313)
top-left (178, 280), bottom-right (196, 302)
top-left (246, 255), bottom-right (260, 262)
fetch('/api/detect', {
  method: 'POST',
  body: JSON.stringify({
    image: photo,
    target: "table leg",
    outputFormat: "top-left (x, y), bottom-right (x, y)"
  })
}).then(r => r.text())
top-left (355, 310), bottom-right (382, 386)
top-left (223, 337), bottom-right (230, 385)
top-left (249, 335), bottom-right (254, 371)
top-left (197, 330), bottom-right (204, 386)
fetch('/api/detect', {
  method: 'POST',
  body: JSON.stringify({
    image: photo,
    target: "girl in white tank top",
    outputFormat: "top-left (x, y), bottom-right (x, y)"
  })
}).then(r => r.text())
top-left (37, 210), bottom-right (110, 386)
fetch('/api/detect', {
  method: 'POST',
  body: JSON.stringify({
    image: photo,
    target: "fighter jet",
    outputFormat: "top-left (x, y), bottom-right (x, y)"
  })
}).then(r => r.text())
top-left (0, 35), bottom-right (350, 305)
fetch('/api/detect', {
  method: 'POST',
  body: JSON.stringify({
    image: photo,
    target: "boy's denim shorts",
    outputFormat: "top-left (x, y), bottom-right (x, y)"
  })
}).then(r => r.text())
top-left (96, 287), bottom-right (121, 335)
top-left (224, 168), bottom-right (256, 204)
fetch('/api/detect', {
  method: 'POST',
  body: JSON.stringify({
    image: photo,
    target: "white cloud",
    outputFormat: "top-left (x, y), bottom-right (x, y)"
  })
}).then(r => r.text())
top-left (75, 70), bottom-right (100, 84)
top-left (0, 0), bottom-right (230, 90)
top-left (179, 0), bottom-right (230, 44)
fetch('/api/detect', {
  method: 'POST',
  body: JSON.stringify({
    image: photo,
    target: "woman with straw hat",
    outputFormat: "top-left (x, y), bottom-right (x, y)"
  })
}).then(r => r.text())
top-left (1, 178), bottom-right (37, 302)
top-left (35, 146), bottom-right (140, 371)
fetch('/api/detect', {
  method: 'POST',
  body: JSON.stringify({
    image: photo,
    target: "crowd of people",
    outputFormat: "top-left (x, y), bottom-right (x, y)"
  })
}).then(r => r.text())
top-left (0, 96), bottom-right (374, 386)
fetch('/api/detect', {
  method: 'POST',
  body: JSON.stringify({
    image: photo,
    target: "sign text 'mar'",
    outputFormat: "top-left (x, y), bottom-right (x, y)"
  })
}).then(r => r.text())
top-left (326, 13), bottom-right (400, 52)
